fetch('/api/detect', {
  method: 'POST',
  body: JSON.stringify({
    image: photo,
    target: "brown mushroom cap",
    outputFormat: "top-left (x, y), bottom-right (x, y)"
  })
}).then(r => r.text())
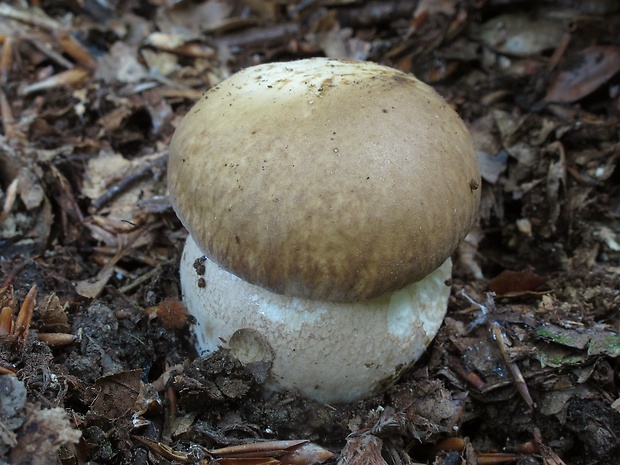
top-left (168, 58), bottom-right (480, 302)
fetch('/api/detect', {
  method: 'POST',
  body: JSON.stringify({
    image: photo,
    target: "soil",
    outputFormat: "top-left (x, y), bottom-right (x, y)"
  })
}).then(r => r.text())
top-left (0, 1), bottom-right (619, 464)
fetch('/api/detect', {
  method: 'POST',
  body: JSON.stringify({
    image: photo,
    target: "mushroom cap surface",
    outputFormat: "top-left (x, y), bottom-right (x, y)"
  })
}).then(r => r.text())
top-left (168, 58), bottom-right (480, 301)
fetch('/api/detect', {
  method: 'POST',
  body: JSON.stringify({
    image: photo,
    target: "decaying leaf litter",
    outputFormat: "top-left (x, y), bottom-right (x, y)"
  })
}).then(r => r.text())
top-left (0, 0), bottom-right (619, 464)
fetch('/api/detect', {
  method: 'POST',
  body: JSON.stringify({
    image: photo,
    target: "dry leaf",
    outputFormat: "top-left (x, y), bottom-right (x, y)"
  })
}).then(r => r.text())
top-left (488, 269), bottom-right (548, 296)
top-left (91, 369), bottom-right (143, 419)
top-left (545, 46), bottom-right (620, 103)
top-left (480, 12), bottom-right (564, 57)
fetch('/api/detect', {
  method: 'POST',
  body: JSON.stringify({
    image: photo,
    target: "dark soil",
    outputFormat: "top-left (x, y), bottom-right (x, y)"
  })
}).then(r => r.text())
top-left (1, 1), bottom-right (619, 464)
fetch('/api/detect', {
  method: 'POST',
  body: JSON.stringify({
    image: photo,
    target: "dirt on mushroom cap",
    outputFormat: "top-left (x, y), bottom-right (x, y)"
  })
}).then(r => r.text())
top-left (168, 58), bottom-right (481, 302)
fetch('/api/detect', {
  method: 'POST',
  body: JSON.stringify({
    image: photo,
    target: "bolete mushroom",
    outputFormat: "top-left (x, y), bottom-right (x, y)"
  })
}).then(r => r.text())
top-left (168, 58), bottom-right (480, 404)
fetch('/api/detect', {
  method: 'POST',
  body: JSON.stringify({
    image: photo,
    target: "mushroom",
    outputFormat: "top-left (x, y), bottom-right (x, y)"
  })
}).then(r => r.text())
top-left (168, 58), bottom-right (480, 404)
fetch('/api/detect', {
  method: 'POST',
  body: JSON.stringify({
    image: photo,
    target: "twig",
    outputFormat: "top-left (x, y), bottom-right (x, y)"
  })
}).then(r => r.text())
top-left (447, 355), bottom-right (486, 391)
top-left (460, 290), bottom-right (534, 410)
top-left (19, 67), bottom-right (89, 95)
top-left (0, 3), bottom-right (60, 31)
top-left (118, 266), bottom-right (161, 294)
top-left (213, 23), bottom-right (299, 52)
top-left (1, 261), bottom-right (30, 288)
top-left (0, 89), bottom-right (18, 141)
top-left (89, 152), bottom-right (168, 213)
top-left (0, 177), bottom-right (18, 223)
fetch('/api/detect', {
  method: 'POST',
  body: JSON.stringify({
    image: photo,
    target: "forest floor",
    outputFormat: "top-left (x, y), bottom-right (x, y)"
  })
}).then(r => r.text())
top-left (1, 1), bottom-right (619, 464)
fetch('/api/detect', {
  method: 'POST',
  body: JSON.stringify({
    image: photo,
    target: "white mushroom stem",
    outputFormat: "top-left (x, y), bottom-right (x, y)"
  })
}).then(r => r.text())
top-left (181, 235), bottom-right (452, 404)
